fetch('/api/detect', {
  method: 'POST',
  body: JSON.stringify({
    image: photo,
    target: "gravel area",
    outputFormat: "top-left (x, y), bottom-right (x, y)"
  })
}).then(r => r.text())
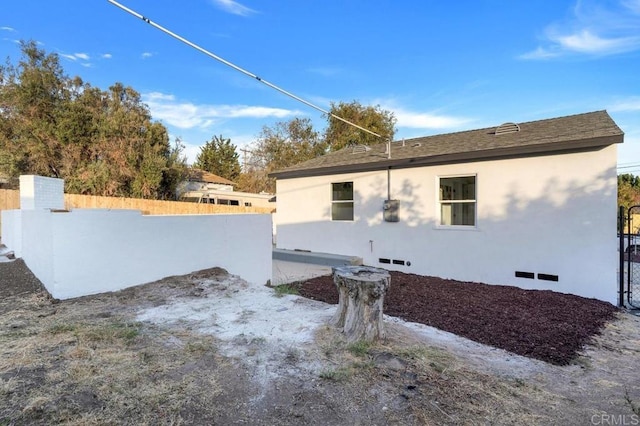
top-left (0, 259), bottom-right (46, 303)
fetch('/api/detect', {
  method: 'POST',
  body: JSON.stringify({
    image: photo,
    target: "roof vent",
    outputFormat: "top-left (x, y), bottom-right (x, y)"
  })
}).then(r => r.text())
top-left (351, 145), bottom-right (371, 154)
top-left (495, 122), bottom-right (520, 135)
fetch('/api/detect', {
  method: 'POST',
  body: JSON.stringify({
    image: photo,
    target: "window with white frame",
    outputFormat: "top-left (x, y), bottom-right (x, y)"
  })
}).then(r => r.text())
top-left (439, 175), bottom-right (476, 226)
top-left (331, 182), bottom-right (354, 221)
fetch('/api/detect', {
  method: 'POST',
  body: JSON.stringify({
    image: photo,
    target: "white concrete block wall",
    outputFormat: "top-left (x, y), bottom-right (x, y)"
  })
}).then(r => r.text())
top-left (53, 211), bottom-right (272, 299)
top-left (19, 175), bottom-right (64, 210)
top-left (275, 145), bottom-right (618, 303)
top-left (1, 210), bottom-right (22, 256)
top-left (20, 209), bottom-right (55, 287)
top-left (271, 212), bottom-right (278, 245)
top-left (2, 207), bottom-right (272, 299)
top-left (1, 175), bottom-right (273, 299)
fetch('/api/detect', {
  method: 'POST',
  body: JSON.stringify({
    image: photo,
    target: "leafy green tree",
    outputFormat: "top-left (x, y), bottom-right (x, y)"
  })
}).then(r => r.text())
top-left (619, 173), bottom-right (640, 212)
top-left (324, 100), bottom-right (396, 151)
top-left (235, 168), bottom-right (272, 195)
top-left (193, 135), bottom-right (241, 181)
top-left (159, 138), bottom-right (189, 200)
top-left (0, 41), bottom-right (186, 199)
top-left (236, 104), bottom-right (393, 192)
top-left (238, 118), bottom-right (326, 193)
top-left (0, 40), bottom-right (69, 179)
top-left (251, 118), bottom-right (326, 171)
top-left (619, 173), bottom-right (640, 189)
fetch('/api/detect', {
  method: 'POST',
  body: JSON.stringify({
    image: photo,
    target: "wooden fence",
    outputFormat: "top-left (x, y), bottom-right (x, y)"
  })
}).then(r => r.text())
top-left (0, 190), bottom-right (20, 211)
top-left (0, 190), bottom-right (20, 236)
top-left (626, 213), bottom-right (640, 235)
top-left (0, 189), bottom-right (274, 237)
top-left (62, 193), bottom-right (274, 215)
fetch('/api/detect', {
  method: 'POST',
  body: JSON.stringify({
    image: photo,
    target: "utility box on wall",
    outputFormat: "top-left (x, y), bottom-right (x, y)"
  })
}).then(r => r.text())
top-left (383, 199), bottom-right (399, 222)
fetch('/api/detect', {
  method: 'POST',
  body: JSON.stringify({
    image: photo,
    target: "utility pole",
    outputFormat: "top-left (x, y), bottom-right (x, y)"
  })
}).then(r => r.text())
top-left (240, 148), bottom-right (252, 172)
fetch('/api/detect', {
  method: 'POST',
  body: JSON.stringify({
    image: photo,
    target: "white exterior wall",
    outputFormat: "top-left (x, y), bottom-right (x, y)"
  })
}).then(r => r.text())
top-left (1, 209), bottom-right (22, 256)
top-left (4, 208), bottom-right (272, 299)
top-left (276, 146), bottom-right (618, 303)
top-left (21, 209), bottom-right (55, 286)
top-left (19, 175), bottom-right (64, 210)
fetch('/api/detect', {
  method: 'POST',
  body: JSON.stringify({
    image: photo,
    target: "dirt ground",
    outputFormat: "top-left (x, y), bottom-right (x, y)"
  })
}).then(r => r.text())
top-left (1, 259), bottom-right (640, 425)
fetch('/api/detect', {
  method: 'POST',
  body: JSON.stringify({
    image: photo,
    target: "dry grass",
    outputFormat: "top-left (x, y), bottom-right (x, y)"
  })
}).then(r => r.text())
top-left (3, 284), bottom-right (561, 425)
top-left (0, 291), bottom-right (224, 425)
top-left (272, 283), bottom-right (300, 297)
top-left (311, 324), bottom-right (559, 425)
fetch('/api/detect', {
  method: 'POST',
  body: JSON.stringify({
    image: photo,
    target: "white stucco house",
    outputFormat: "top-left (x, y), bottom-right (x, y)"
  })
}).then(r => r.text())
top-left (177, 169), bottom-right (236, 195)
top-left (270, 111), bottom-right (624, 303)
top-left (177, 168), bottom-right (273, 208)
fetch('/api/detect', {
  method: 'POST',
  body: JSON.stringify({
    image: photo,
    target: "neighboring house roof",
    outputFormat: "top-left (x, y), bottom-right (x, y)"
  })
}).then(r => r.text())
top-left (270, 110), bottom-right (624, 179)
top-left (187, 169), bottom-right (236, 186)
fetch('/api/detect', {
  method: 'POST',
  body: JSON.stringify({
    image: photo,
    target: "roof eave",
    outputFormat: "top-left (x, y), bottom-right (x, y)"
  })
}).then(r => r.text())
top-left (270, 134), bottom-right (622, 180)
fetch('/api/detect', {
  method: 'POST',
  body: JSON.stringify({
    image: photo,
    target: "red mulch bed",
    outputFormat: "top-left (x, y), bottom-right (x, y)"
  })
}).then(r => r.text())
top-left (298, 271), bottom-right (619, 365)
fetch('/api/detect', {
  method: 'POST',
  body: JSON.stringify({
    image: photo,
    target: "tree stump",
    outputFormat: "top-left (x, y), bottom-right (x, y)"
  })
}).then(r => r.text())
top-left (331, 266), bottom-right (390, 342)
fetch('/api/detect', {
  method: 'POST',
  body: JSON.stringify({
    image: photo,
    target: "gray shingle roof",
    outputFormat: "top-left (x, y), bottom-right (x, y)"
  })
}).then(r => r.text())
top-left (270, 110), bottom-right (623, 179)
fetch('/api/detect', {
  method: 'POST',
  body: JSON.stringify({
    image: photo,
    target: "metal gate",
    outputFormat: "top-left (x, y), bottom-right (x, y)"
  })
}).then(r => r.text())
top-left (620, 206), bottom-right (640, 308)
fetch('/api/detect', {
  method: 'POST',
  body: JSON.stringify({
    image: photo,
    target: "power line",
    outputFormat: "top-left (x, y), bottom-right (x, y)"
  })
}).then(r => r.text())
top-left (107, 0), bottom-right (383, 140)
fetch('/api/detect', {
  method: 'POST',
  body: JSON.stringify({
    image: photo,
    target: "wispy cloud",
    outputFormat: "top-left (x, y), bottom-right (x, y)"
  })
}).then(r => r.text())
top-left (141, 52), bottom-right (153, 59)
top-left (0, 26), bottom-right (15, 32)
top-left (142, 92), bottom-right (302, 130)
top-left (211, 0), bottom-right (257, 16)
top-left (609, 96), bottom-right (640, 112)
top-left (59, 51), bottom-right (100, 67)
top-left (375, 100), bottom-right (471, 130)
top-left (102, 53), bottom-right (112, 59)
top-left (623, 0), bottom-right (640, 14)
top-left (520, 0), bottom-right (640, 59)
top-left (394, 108), bottom-right (471, 130)
top-left (60, 52), bottom-right (91, 62)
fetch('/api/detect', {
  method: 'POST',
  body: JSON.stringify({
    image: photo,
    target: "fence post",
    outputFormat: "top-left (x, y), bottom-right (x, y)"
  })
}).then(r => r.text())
top-left (619, 206), bottom-right (625, 307)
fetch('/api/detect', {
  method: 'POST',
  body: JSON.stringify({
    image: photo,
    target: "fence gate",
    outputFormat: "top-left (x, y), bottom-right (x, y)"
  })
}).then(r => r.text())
top-left (621, 206), bottom-right (640, 308)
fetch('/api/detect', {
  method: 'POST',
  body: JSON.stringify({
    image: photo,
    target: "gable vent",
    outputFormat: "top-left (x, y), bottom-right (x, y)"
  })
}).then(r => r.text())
top-left (495, 122), bottom-right (520, 135)
top-left (351, 145), bottom-right (372, 154)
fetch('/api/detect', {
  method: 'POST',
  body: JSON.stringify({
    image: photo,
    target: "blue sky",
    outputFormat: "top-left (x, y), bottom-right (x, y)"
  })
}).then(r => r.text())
top-left (1, 0), bottom-right (640, 171)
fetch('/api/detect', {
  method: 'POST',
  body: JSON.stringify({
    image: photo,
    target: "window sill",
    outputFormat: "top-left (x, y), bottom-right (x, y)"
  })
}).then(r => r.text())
top-left (433, 225), bottom-right (480, 231)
